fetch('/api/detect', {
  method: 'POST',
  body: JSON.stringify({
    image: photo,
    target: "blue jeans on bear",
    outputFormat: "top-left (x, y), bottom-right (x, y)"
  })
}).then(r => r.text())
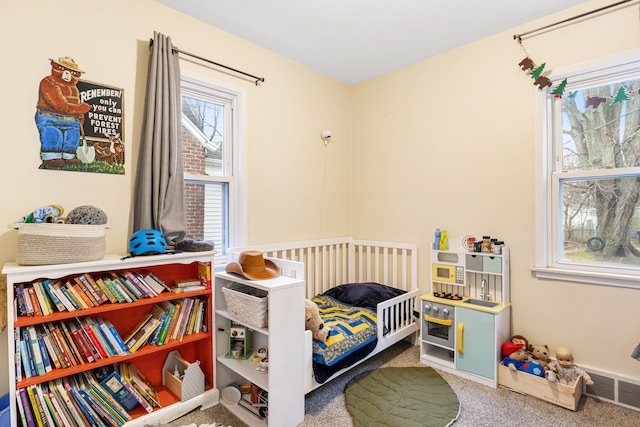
top-left (35, 108), bottom-right (81, 160)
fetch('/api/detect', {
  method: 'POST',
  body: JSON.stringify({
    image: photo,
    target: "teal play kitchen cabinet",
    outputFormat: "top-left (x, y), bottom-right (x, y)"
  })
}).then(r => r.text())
top-left (420, 236), bottom-right (511, 388)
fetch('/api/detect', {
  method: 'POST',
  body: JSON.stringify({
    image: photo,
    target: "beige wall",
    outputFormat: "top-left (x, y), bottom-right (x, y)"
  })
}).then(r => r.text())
top-left (1, 0), bottom-right (639, 397)
top-left (0, 0), bottom-right (352, 394)
top-left (352, 0), bottom-right (640, 382)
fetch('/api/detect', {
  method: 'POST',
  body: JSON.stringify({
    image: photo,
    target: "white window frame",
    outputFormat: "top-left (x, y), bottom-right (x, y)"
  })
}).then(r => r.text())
top-left (533, 49), bottom-right (640, 289)
top-left (180, 71), bottom-right (248, 268)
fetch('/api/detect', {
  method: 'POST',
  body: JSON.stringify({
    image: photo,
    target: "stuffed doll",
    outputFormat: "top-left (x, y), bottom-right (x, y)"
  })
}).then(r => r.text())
top-left (527, 343), bottom-right (552, 368)
top-left (305, 299), bottom-right (329, 342)
top-left (545, 346), bottom-right (594, 386)
top-left (501, 341), bottom-right (544, 377)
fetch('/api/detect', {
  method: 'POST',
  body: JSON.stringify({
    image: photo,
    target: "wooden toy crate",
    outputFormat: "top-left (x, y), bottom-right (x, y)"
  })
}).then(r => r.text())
top-left (162, 350), bottom-right (205, 401)
top-left (498, 362), bottom-right (582, 410)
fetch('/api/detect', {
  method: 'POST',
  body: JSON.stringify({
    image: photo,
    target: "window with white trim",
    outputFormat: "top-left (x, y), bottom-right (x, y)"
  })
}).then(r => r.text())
top-left (180, 75), bottom-right (244, 267)
top-left (535, 53), bottom-right (640, 288)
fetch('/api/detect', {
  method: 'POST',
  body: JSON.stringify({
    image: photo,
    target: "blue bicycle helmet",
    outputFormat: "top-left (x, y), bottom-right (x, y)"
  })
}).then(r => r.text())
top-left (128, 229), bottom-right (167, 256)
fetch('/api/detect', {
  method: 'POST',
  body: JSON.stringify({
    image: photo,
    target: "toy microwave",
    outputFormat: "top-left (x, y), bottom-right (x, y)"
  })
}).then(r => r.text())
top-left (432, 263), bottom-right (464, 284)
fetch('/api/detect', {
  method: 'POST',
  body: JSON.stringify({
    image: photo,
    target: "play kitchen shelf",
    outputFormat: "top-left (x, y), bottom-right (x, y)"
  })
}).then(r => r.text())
top-left (214, 258), bottom-right (305, 427)
top-left (420, 235), bottom-right (512, 388)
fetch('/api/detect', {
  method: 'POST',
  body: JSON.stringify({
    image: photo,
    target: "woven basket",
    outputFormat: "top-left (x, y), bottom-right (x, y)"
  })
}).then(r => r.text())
top-left (222, 282), bottom-right (268, 328)
top-left (11, 223), bottom-right (108, 265)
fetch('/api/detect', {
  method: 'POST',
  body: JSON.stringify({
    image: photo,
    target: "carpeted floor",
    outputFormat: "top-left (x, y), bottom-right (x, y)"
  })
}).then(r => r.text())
top-left (173, 341), bottom-right (640, 426)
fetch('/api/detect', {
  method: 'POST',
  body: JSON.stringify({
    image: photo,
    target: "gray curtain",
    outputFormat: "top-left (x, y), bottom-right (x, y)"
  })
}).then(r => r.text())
top-left (133, 31), bottom-right (186, 247)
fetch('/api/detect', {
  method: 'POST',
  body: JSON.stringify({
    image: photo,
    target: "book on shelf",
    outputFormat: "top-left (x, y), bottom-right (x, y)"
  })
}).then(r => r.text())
top-left (44, 386), bottom-right (73, 427)
top-left (64, 281), bottom-right (89, 310)
top-left (26, 286), bottom-right (43, 317)
top-left (32, 281), bottom-right (52, 316)
top-left (68, 320), bottom-right (96, 363)
top-left (137, 270), bottom-right (170, 295)
top-left (95, 317), bottom-right (128, 356)
top-left (39, 324), bottom-right (62, 370)
top-left (81, 273), bottom-right (109, 305)
top-left (51, 280), bottom-right (76, 312)
top-left (79, 388), bottom-right (121, 427)
top-left (52, 378), bottom-right (88, 427)
top-left (165, 300), bottom-right (184, 343)
top-left (123, 362), bottom-right (161, 409)
top-left (176, 284), bottom-right (207, 293)
top-left (113, 273), bottom-right (144, 300)
top-left (16, 283), bottom-right (28, 316)
top-left (198, 261), bottom-right (212, 288)
top-left (35, 325), bottom-right (54, 373)
top-left (74, 276), bottom-right (100, 307)
top-left (109, 273), bottom-right (141, 301)
top-left (173, 278), bottom-right (202, 288)
top-left (96, 368), bottom-right (140, 413)
top-left (15, 326), bottom-right (22, 381)
top-left (46, 380), bottom-right (77, 427)
top-left (41, 280), bottom-right (66, 313)
top-left (77, 318), bottom-right (108, 360)
top-left (102, 319), bottom-right (129, 354)
top-left (25, 384), bottom-right (45, 427)
top-left (175, 298), bottom-right (194, 342)
top-left (15, 387), bottom-right (31, 427)
top-left (122, 313), bottom-right (153, 345)
top-left (123, 270), bottom-right (156, 298)
top-left (46, 322), bottom-right (74, 368)
top-left (149, 312), bottom-right (168, 345)
top-left (34, 383), bottom-right (57, 427)
top-left (93, 276), bottom-right (119, 304)
top-left (65, 376), bottom-right (105, 427)
top-left (84, 318), bottom-right (116, 357)
top-left (27, 325), bottom-right (46, 376)
top-left (58, 322), bottom-right (83, 366)
top-left (57, 283), bottom-right (81, 311)
top-left (84, 370), bottom-right (132, 423)
top-left (156, 301), bottom-right (177, 346)
top-left (103, 276), bottom-right (131, 303)
top-left (126, 317), bottom-right (161, 353)
top-left (20, 336), bottom-right (35, 379)
top-left (18, 387), bottom-right (37, 427)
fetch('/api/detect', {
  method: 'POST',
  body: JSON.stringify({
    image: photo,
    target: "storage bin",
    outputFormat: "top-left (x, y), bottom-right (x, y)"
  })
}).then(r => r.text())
top-left (498, 362), bottom-right (582, 410)
top-left (222, 282), bottom-right (268, 328)
top-left (0, 393), bottom-right (9, 427)
top-left (466, 254), bottom-right (483, 271)
top-left (162, 350), bottom-right (205, 401)
top-left (482, 256), bottom-right (502, 274)
top-left (10, 223), bottom-right (108, 265)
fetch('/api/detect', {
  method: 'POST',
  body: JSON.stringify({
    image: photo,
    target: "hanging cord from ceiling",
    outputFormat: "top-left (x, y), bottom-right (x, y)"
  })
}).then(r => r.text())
top-left (513, 0), bottom-right (639, 41)
top-left (149, 38), bottom-right (265, 86)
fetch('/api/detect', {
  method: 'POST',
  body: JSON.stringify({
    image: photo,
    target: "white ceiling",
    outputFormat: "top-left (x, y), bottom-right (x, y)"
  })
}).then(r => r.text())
top-left (155, 0), bottom-right (591, 85)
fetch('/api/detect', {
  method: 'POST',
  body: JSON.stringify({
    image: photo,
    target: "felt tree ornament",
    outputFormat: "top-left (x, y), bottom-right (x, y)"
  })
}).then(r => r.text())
top-left (551, 79), bottom-right (568, 98)
top-left (611, 86), bottom-right (631, 105)
top-left (529, 63), bottom-right (546, 80)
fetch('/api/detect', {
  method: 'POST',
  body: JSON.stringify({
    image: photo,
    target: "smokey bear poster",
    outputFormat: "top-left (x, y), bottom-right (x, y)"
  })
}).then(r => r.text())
top-left (35, 56), bottom-right (125, 174)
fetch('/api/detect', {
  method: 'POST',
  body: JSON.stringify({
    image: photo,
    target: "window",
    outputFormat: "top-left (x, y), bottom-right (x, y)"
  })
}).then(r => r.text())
top-left (534, 52), bottom-right (640, 288)
top-left (181, 74), bottom-right (245, 267)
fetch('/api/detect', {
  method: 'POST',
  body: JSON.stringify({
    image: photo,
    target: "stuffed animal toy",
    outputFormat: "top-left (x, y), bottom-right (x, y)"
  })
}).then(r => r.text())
top-left (15, 205), bottom-right (64, 223)
top-left (501, 341), bottom-right (544, 377)
top-left (528, 343), bottom-right (552, 368)
top-left (545, 346), bottom-right (594, 386)
top-left (305, 299), bottom-right (329, 342)
top-left (511, 334), bottom-right (532, 358)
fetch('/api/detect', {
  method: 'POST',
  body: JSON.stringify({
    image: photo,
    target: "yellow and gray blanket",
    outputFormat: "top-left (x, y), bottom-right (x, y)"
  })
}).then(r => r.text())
top-left (311, 295), bottom-right (378, 366)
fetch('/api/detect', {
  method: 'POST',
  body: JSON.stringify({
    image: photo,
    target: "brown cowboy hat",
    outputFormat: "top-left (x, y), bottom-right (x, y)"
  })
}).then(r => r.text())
top-left (225, 250), bottom-right (279, 280)
top-left (49, 56), bottom-right (85, 73)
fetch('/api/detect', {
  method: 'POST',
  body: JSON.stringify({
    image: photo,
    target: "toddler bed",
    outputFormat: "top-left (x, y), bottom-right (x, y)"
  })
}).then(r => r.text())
top-left (228, 237), bottom-right (419, 393)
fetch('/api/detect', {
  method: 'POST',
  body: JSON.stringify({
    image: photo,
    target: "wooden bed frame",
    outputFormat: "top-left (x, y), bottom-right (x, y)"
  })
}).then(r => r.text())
top-left (228, 237), bottom-right (420, 393)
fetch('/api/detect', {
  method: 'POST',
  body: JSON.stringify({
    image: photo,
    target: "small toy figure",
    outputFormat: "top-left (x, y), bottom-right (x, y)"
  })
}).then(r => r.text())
top-left (546, 347), bottom-right (594, 386)
top-left (501, 341), bottom-right (544, 377)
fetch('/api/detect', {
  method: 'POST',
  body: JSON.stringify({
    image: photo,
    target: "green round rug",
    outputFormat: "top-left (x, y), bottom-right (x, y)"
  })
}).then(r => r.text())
top-left (344, 367), bottom-right (460, 427)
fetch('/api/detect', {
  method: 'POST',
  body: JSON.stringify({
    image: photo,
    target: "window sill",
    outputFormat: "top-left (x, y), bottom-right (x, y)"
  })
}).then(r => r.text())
top-left (531, 266), bottom-right (640, 289)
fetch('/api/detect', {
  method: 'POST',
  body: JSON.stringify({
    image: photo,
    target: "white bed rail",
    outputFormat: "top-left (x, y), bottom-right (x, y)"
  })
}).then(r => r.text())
top-left (228, 237), bottom-right (418, 298)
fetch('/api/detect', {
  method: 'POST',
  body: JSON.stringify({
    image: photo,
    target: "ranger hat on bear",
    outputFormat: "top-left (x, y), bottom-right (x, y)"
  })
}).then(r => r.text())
top-left (225, 250), bottom-right (279, 280)
top-left (49, 56), bottom-right (85, 73)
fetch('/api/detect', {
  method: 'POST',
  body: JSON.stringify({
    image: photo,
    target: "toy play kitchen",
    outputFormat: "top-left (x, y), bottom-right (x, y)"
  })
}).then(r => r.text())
top-left (420, 232), bottom-right (512, 388)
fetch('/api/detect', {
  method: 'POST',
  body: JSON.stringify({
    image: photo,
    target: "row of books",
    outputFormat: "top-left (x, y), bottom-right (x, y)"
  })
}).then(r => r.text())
top-left (14, 296), bottom-right (207, 381)
top-left (124, 297), bottom-right (208, 354)
top-left (15, 270), bottom-right (174, 316)
top-left (15, 362), bottom-right (160, 427)
top-left (15, 317), bottom-right (129, 381)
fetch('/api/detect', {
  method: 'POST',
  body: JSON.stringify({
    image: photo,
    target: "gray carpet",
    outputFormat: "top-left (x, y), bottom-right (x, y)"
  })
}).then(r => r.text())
top-left (173, 341), bottom-right (640, 426)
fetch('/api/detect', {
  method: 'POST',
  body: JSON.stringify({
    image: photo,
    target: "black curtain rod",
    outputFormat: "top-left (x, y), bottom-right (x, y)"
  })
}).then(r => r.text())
top-left (514, 0), bottom-right (637, 40)
top-left (149, 38), bottom-right (265, 85)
